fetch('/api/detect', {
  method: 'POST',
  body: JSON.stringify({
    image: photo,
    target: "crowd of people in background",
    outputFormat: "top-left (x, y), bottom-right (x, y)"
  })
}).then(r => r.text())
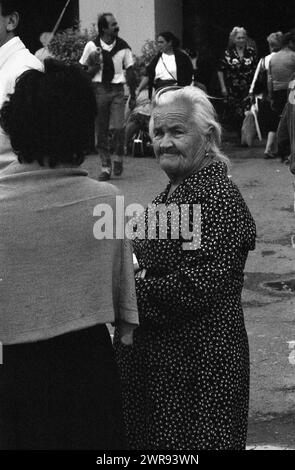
top-left (26, 18), bottom-right (295, 176)
top-left (217, 25), bottom-right (295, 170)
top-left (0, 0), bottom-right (294, 452)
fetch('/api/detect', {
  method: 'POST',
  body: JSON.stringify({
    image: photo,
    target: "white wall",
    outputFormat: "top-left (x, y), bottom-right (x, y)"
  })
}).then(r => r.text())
top-left (79, 0), bottom-right (156, 56)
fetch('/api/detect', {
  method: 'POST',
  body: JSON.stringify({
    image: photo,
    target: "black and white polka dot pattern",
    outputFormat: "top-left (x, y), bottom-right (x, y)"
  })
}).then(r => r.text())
top-left (115, 161), bottom-right (256, 450)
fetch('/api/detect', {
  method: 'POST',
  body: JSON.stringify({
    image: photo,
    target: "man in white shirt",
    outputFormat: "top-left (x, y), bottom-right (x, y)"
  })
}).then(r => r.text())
top-left (0, 0), bottom-right (43, 169)
top-left (80, 12), bottom-right (136, 181)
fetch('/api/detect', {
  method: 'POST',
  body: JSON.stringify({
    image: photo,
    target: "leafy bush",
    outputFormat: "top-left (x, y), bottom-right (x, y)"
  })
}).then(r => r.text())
top-left (133, 39), bottom-right (158, 85)
top-left (140, 39), bottom-right (158, 64)
top-left (48, 24), bottom-right (97, 65)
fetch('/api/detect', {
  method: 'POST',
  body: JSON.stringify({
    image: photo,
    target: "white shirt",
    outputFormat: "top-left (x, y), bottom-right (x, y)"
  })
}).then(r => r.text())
top-left (155, 53), bottom-right (177, 81)
top-left (79, 39), bottom-right (134, 84)
top-left (0, 37), bottom-right (43, 168)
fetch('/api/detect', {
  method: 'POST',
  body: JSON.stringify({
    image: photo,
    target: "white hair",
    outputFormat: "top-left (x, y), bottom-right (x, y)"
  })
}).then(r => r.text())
top-left (228, 26), bottom-right (247, 47)
top-left (149, 86), bottom-right (230, 169)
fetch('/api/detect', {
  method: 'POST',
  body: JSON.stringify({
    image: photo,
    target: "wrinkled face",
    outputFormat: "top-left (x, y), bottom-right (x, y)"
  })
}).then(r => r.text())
top-left (157, 35), bottom-right (173, 54)
top-left (152, 99), bottom-right (205, 182)
top-left (105, 14), bottom-right (119, 38)
top-left (234, 32), bottom-right (247, 48)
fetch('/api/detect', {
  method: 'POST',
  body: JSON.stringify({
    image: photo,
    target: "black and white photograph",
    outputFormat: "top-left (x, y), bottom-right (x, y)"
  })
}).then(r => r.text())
top-left (0, 0), bottom-right (294, 457)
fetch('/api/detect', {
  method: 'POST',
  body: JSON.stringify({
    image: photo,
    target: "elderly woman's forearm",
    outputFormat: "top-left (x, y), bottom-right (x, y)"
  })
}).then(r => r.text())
top-left (217, 71), bottom-right (226, 92)
top-left (135, 255), bottom-right (242, 324)
top-left (137, 75), bottom-right (149, 94)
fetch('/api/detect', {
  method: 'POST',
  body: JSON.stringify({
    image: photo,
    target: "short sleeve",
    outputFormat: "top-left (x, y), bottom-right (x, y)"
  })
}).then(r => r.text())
top-left (118, 239), bottom-right (139, 325)
top-left (123, 48), bottom-right (134, 69)
top-left (112, 200), bottom-right (138, 325)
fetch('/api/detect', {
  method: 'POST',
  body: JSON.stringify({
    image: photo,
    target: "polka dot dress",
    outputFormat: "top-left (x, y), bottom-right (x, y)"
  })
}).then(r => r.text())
top-left (114, 161), bottom-right (256, 450)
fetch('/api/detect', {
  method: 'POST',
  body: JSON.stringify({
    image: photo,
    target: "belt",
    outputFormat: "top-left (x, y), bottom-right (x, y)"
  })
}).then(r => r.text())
top-left (93, 82), bottom-right (124, 88)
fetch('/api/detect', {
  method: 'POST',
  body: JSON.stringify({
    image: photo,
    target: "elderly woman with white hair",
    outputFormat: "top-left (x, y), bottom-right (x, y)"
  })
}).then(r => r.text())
top-left (217, 26), bottom-right (257, 139)
top-left (115, 85), bottom-right (256, 450)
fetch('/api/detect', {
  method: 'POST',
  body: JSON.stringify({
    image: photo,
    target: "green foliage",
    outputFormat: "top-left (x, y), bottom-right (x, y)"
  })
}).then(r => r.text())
top-left (133, 39), bottom-right (158, 85)
top-left (140, 39), bottom-right (158, 64)
top-left (48, 24), bottom-right (97, 65)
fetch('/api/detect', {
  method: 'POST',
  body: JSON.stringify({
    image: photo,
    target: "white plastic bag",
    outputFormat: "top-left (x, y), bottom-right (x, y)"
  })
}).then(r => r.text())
top-left (241, 99), bottom-right (262, 147)
top-left (241, 111), bottom-right (256, 147)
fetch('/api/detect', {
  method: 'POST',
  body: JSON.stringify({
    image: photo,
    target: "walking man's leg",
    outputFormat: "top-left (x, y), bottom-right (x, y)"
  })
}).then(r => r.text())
top-left (93, 84), bottom-right (112, 180)
top-left (110, 86), bottom-right (126, 176)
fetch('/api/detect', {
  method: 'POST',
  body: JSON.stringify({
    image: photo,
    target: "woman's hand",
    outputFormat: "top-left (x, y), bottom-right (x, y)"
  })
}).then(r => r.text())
top-left (135, 268), bottom-right (147, 280)
top-left (118, 321), bottom-right (137, 346)
top-left (86, 48), bottom-right (103, 68)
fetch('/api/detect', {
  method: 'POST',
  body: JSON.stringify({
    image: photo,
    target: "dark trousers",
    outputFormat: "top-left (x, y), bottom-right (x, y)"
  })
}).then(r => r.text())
top-left (93, 83), bottom-right (125, 170)
top-left (0, 324), bottom-right (126, 450)
top-left (271, 89), bottom-right (288, 117)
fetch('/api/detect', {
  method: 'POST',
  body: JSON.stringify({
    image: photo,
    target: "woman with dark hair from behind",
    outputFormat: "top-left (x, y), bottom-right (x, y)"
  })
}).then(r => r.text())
top-left (0, 59), bottom-right (138, 450)
top-left (136, 31), bottom-right (193, 98)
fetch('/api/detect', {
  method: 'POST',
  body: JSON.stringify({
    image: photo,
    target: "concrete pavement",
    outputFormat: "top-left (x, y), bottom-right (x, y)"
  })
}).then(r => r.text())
top-left (82, 138), bottom-right (295, 449)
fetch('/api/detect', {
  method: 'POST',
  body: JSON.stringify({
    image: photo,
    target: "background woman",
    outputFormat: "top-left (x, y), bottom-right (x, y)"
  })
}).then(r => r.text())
top-left (268, 28), bottom-right (295, 161)
top-left (0, 59), bottom-right (138, 449)
top-left (217, 26), bottom-right (257, 139)
top-left (116, 86), bottom-right (256, 450)
top-left (249, 31), bottom-right (283, 158)
top-left (136, 31), bottom-right (193, 98)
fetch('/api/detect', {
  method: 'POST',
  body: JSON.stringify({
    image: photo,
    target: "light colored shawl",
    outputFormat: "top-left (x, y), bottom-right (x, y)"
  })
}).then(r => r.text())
top-left (0, 162), bottom-right (138, 344)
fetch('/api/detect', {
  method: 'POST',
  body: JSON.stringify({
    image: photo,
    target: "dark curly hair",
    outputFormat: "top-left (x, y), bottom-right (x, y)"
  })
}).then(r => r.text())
top-left (158, 31), bottom-right (180, 50)
top-left (0, 59), bottom-right (97, 167)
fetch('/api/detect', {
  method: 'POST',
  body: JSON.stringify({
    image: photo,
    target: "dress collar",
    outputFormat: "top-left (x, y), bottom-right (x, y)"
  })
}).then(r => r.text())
top-left (157, 161), bottom-right (228, 204)
top-left (0, 160), bottom-right (88, 182)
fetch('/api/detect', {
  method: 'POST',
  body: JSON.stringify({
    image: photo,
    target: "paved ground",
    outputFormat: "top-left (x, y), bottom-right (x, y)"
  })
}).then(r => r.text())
top-left (82, 137), bottom-right (295, 450)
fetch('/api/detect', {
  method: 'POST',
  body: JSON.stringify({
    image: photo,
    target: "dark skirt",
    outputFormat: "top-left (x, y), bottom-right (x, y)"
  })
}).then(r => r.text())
top-left (257, 98), bottom-right (280, 133)
top-left (272, 89), bottom-right (288, 117)
top-left (0, 324), bottom-right (126, 450)
top-left (115, 319), bottom-right (249, 450)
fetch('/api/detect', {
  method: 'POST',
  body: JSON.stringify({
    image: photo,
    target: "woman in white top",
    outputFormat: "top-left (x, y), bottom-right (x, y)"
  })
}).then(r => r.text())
top-left (136, 31), bottom-right (193, 99)
top-left (249, 31), bottom-right (283, 158)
